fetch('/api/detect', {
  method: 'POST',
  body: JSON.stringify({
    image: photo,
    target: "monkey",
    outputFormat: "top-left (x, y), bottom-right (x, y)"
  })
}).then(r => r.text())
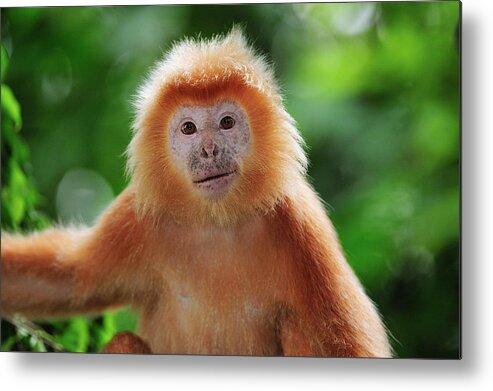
top-left (1, 28), bottom-right (392, 357)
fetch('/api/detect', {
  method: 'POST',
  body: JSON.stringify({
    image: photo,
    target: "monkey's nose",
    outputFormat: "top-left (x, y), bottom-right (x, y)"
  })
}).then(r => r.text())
top-left (200, 140), bottom-right (219, 159)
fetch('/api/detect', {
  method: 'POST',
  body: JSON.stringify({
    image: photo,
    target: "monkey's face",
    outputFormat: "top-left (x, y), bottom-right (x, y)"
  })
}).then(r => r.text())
top-left (168, 101), bottom-right (251, 199)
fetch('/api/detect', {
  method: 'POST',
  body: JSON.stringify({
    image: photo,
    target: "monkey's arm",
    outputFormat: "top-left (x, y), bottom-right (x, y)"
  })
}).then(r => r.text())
top-left (276, 184), bottom-right (392, 358)
top-left (1, 189), bottom-right (151, 319)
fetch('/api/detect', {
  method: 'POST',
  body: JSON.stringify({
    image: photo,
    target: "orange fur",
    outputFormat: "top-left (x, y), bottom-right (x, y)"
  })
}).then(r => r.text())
top-left (1, 29), bottom-right (391, 357)
top-left (102, 331), bottom-right (151, 354)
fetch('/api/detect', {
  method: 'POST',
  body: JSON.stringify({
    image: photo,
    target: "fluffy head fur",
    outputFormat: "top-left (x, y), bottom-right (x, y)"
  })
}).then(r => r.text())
top-left (127, 28), bottom-right (308, 226)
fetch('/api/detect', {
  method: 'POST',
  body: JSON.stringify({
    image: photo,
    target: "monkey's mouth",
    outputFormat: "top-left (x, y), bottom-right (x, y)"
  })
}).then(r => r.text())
top-left (193, 170), bottom-right (236, 184)
top-left (193, 170), bottom-right (237, 198)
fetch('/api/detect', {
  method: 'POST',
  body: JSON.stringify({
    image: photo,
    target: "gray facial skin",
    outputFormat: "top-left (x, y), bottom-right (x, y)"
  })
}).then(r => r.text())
top-left (168, 101), bottom-right (251, 199)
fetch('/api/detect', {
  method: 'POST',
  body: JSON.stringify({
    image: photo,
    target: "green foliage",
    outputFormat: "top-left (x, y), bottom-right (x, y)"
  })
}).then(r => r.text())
top-left (1, 2), bottom-right (460, 357)
top-left (1, 47), bottom-right (47, 232)
top-left (0, 43), bottom-right (138, 353)
top-left (1, 45), bottom-right (8, 81)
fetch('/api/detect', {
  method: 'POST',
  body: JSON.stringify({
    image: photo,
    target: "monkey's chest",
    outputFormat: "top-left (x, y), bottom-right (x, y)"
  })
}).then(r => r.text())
top-left (140, 283), bottom-right (280, 355)
top-left (139, 221), bottom-right (286, 355)
top-left (141, 253), bottom-right (283, 355)
top-left (165, 289), bottom-right (277, 353)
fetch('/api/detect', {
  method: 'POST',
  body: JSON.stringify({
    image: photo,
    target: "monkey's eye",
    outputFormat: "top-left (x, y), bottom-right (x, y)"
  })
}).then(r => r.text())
top-left (219, 116), bottom-right (235, 130)
top-left (181, 121), bottom-right (197, 135)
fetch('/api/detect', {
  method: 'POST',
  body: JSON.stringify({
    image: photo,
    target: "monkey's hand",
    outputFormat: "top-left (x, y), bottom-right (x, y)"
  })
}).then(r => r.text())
top-left (102, 331), bottom-right (152, 354)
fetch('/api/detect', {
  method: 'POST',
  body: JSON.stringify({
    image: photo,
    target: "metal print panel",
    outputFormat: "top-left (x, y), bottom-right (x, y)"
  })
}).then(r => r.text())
top-left (0, 1), bottom-right (460, 358)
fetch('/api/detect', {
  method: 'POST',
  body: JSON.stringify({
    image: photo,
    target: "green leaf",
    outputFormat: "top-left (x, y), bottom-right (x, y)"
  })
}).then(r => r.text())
top-left (9, 193), bottom-right (25, 227)
top-left (10, 136), bottom-right (30, 163)
top-left (102, 312), bottom-right (116, 337)
top-left (3, 161), bottom-right (30, 226)
top-left (10, 160), bottom-right (29, 191)
top-left (29, 336), bottom-right (47, 352)
top-left (55, 317), bottom-right (90, 352)
top-left (1, 335), bottom-right (19, 351)
top-left (113, 307), bottom-right (138, 332)
top-left (1, 45), bottom-right (8, 81)
top-left (1, 84), bottom-right (22, 131)
top-left (2, 188), bottom-right (25, 228)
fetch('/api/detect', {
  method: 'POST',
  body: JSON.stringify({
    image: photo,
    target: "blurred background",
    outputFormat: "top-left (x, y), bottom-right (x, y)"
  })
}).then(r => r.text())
top-left (1, 2), bottom-right (460, 358)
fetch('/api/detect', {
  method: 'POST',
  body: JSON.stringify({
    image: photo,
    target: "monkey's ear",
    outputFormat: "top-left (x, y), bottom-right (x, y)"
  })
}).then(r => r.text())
top-left (101, 331), bottom-right (152, 354)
